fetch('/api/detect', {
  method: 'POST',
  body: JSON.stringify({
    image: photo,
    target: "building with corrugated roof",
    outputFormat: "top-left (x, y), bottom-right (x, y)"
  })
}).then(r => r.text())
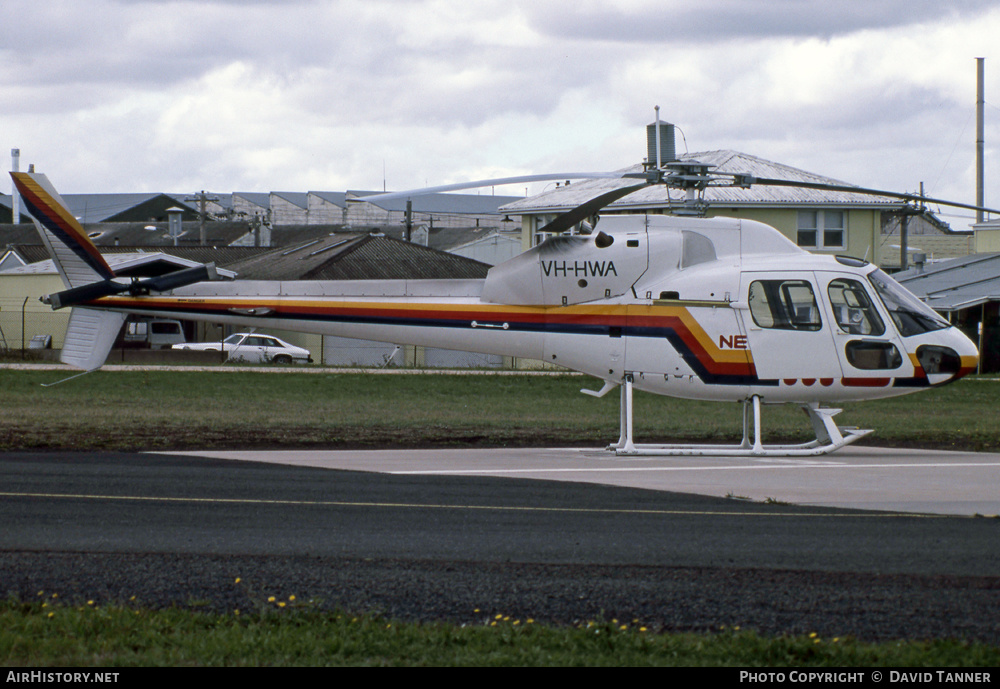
top-left (346, 190), bottom-right (522, 230)
top-left (895, 253), bottom-right (1000, 372)
top-left (224, 232), bottom-right (491, 281)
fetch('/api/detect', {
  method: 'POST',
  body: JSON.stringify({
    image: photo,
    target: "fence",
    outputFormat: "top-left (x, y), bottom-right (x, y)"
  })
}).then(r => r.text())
top-left (0, 296), bottom-right (68, 359)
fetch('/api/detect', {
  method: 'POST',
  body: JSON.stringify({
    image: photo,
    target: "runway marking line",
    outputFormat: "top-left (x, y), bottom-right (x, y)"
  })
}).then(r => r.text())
top-left (0, 491), bottom-right (975, 519)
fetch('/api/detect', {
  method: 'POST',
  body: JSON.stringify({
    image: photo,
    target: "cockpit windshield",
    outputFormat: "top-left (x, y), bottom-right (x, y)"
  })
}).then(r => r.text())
top-left (867, 269), bottom-right (950, 337)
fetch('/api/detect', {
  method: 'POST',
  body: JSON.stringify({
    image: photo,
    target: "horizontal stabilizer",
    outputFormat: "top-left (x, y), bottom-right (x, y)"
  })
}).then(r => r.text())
top-left (45, 280), bottom-right (130, 310)
top-left (142, 263), bottom-right (218, 292)
top-left (44, 263), bottom-right (219, 310)
top-left (60, 307), bottom-right (127, 371)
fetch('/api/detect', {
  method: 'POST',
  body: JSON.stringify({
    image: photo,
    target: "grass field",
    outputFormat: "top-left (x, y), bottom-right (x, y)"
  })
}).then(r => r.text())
top-left (0, 368), bottom-right (998, 452)
top-left (4, 599), bottom-right (1000, 667)
top-left (3, 367), bottom-right (998, 666)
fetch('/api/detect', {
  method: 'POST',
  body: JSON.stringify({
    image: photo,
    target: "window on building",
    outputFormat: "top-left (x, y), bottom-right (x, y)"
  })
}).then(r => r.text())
top-left (797, 210), bottom-right (845, 250)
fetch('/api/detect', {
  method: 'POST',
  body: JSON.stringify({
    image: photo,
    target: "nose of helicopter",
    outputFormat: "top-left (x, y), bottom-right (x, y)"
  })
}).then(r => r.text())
top-left (914, 326), bottom-right (979, 385)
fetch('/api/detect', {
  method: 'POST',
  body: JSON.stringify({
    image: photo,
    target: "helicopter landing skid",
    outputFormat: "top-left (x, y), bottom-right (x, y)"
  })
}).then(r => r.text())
top-left (607, 375), bottom-right (872, 457)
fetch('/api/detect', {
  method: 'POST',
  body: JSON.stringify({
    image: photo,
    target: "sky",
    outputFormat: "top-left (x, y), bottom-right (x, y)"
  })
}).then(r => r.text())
top-left (3, 0), bottom-right (999, 227)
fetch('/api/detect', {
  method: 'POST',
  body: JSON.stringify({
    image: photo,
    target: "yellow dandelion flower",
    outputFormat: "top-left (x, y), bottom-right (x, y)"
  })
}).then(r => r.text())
top-left (277, 602), bottom-right (286, 608)
top-left (87, 600), bottom-right (94, 606)
top-left (809, 632), bottom-right (818, 638)
top-left (288, 595), bottom-right (295, 601)
top-left (47, 612), bottom-right (54, 618)
top-left (495, 614), bottom-right (503, 619)
top-left (268, 596), bottom-right (276, 602)
top-left (513, 620), bottom-right (520, 626)
top-left (235, 578), bottom-right (241, 584)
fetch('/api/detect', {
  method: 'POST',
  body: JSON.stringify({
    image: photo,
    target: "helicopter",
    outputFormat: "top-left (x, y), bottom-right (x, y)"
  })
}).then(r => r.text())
top-left (10, 117), bottom-right (991, 457)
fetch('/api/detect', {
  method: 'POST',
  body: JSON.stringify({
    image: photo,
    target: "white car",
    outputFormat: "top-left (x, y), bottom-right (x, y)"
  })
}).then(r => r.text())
top-left (174, 333), bottom-right (313, 364)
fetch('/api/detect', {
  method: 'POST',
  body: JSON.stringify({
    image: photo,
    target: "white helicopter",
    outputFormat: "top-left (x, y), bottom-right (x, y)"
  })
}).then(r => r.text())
top-left (11, 120), bottom-right (988, 457)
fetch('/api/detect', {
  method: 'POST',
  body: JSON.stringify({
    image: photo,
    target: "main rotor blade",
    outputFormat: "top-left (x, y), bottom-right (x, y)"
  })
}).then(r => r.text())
top-left (536, 183), bottom-right (650, 235)
top-left (746, 177), bottom-right (1000, 215)
top-left (354, 172), bottom-right (625, 204)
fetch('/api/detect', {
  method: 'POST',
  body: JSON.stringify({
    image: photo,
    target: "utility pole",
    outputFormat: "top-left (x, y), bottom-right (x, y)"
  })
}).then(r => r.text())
top-left (10, 149), bottom-right (19, 223)
top-left (976, 57), bottom-right (985, 224)
top-left (185, 190), bottom-right (219, 246)
top-left (404, 199), bottom-right (413, 242)
top-left (897, 184), bottom-right (925, 272)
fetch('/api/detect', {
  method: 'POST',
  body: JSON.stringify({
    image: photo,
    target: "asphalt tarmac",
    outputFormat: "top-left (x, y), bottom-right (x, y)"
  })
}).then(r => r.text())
top-left (178, 445), bottom-right (1000, 517)
top-left (2, 448), bottom-right (999, 641)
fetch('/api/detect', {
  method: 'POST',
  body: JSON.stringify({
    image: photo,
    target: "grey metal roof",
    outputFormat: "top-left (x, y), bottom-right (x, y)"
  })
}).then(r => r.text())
top-left (0, 251), bottom-right (237, 279)
top-left (501, 150), bottom-right (905, 213)
top-left (85, 221), bottom-right (252, 247)
top-left (349, 190), bottom-right (522, 214)
top-left (223, 233), bottom-right (491, 281)
top-left (0, 224), bottom-right (47, 246)
top-left (5, 243), bottom-right (271, 268)
top-left (309, 191), bottom-right (348, 208)
top-left (379, 225), bottom-right (504, 251)
top-left (272, 192), bottom-right (308, 209)
top-left (234, 192), bottom-right (270, 209)
top-left (895, 253), bottom-right (1000, 311)
top-left (59, 193), bottom-right (198, 222)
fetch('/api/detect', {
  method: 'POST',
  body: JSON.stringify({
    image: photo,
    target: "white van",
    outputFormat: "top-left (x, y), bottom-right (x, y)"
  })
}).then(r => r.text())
top-left (123, 319), bottom-right (186, 349)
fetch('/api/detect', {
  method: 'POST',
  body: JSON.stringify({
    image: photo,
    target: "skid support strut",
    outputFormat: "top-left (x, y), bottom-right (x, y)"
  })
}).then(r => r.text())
top-left (606, 375), bottom-right (871, 457)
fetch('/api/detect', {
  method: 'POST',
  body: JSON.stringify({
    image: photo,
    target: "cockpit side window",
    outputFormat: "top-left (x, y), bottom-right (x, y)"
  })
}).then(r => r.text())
top-left (827, 278), bottom-right (885, 336)
top-left (867, 269), bottom-right (949, 337)
top-left (748, 280), bottom-right (821, 331)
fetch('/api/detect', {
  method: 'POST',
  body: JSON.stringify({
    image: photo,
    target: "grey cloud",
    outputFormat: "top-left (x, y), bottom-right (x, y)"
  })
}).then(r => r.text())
top-left (526, 1), bottom-right (999, 42)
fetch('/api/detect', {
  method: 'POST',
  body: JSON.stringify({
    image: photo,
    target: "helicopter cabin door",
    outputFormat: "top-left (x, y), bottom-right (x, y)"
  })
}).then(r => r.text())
top-left (738, 272), bottom-right (844, 383)
top-left (819, 271), bottom-right (909, 384)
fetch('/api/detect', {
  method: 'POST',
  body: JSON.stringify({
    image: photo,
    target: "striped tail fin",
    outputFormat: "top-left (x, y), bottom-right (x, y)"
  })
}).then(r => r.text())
top-left (11, 171), bottom-right (117, 288)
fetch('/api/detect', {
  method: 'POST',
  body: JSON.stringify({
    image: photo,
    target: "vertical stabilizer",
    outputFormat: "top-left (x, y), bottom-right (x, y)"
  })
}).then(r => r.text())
top-left (60, 307), bottom-right (127, 371)
top-left (10, 172), bottom-right (117, 288)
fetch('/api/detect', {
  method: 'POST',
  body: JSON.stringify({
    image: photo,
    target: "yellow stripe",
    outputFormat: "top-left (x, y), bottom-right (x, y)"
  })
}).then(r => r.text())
top-left (13, 174), bottom-right (86, 238)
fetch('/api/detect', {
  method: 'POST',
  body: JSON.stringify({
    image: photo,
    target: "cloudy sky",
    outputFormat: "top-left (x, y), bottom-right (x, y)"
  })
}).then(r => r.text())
top-left (3, 0), bottom-right (998, 226)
